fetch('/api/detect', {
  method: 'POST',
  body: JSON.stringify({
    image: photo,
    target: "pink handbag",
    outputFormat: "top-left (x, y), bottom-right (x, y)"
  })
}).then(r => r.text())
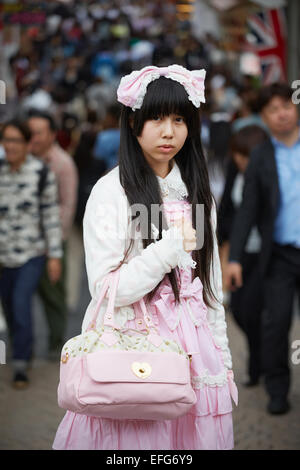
top-left (57, 270), bottom-right (197, 420)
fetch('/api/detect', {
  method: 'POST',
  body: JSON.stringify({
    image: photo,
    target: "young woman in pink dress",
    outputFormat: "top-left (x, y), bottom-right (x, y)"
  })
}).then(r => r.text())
top-left (53, 65), bottom-right (238, 450)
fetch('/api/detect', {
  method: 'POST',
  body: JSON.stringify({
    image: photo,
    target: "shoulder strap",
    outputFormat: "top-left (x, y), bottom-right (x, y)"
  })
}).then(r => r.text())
top-left (38, 164), bottom-right (49, 197)
top-left (86, 271), bottom-right (117, 331)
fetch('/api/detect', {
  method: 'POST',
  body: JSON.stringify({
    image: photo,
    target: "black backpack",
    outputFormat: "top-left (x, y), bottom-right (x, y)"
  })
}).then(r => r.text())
top-left (38, 163), bottom-right (49, 197)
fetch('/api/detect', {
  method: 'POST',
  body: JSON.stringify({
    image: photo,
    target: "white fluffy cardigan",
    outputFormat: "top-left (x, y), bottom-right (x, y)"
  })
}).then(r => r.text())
top-left (81, 162), bottom-right (233, 370)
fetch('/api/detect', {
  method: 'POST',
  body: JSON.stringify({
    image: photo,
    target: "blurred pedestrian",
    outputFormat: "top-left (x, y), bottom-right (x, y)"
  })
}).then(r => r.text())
top-left (27, 110), bottom-right (78, 360)
top-left (218, 125), bottom-right (269, 387)
top-left (225, 83), bottom-right (300, 415)
top-left (231, 87), bottom-right (266, 133)
top-left (206, 119), bottom-right (232, 207)
top-left (93, 103), bottom-right (121, 171)
top-left (73, 110), bottom-right (107, 226)
top-left (0, 119), bottom-right (62, 388)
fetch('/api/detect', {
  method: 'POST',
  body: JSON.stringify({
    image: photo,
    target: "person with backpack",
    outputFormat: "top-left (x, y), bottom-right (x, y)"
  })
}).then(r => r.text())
top-left (0, 119), bottom-right (62, 389)
top-left (27, 110), bottom-right (78, 361)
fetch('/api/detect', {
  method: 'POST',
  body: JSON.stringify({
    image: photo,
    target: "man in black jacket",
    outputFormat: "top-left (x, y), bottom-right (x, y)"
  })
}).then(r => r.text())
top-left (225, 83), bottom-right (300, 415)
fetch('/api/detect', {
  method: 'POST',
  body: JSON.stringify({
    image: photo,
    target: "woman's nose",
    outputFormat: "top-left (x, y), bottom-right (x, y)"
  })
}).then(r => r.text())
top-left (161, 118), bottom-right (174, 137)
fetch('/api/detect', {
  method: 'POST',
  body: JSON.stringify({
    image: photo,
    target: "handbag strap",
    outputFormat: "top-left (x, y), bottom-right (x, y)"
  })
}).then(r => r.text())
top-left (134, 298), bottom-right (158, 334)
top-left (102, 269), bottom-right (120, 328)
top-left (88, 269), bottom-right (157, 334)
top-left (87, 270), bottom-right (119, 331)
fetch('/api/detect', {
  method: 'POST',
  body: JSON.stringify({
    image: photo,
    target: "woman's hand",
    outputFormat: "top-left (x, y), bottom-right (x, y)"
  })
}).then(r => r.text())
top-left (172, 217), bottom-right (197, 253)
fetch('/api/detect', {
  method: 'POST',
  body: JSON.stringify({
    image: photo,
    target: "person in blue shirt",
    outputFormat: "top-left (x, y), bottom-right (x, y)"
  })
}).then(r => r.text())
top-left (93, 104), bottom-right (121, 171)
top-left (225, 83), bottom-right (300, 415)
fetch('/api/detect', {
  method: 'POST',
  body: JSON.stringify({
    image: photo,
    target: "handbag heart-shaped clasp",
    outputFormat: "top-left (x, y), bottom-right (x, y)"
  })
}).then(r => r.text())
top-left (131, 362), bottom-right (152, 379)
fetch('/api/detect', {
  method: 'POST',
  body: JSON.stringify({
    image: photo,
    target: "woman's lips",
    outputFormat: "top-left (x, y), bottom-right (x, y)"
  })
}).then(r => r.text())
top-left (158, 145), bottom-right (175, 153)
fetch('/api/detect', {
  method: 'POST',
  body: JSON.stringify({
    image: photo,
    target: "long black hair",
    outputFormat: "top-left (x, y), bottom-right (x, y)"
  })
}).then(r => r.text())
top-left (118, 76), bottom-right (217, 307)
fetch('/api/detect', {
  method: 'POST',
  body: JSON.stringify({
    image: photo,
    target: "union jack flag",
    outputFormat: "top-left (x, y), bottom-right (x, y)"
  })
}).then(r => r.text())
top-left (245, 8), bottom-right (287, 84)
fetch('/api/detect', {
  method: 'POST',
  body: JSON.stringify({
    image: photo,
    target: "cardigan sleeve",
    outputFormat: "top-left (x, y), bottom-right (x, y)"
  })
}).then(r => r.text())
top-left (83, 175), bottom-right (189, 307)
top-left (206, 201), bottom-right (233, 370)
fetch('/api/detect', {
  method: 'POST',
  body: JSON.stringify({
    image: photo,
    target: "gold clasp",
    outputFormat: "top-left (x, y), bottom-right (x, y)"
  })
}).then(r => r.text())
top-left (61, 352), bottom-right (69, 364)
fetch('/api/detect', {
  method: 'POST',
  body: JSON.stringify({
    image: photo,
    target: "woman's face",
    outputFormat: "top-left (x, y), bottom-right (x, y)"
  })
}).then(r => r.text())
top-left (136, 114), bottom-right (188, 174)
top-left (2, 125), bottom-right (29, 167)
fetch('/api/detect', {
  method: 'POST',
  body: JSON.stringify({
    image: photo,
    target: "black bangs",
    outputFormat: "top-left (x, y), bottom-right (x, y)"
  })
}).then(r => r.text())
top-left (132, 77), bottom-right (199, 136)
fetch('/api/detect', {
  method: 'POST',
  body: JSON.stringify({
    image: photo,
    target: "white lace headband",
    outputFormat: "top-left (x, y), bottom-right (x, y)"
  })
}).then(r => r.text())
top-left (117, 64), bottom-right (206, 111)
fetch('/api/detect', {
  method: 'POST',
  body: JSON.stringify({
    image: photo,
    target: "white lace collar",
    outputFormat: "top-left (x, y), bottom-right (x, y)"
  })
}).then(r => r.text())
top-left (156, 161), bottom-right (188, 200)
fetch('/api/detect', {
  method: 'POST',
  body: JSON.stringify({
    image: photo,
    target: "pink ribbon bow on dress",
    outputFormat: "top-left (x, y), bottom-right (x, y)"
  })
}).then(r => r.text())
top-left (117, 64), bottom-right (206, 111)
top-left (227, 370), bottom-right (239, 406)
top-left (154, 276), bottom-right (207, 331)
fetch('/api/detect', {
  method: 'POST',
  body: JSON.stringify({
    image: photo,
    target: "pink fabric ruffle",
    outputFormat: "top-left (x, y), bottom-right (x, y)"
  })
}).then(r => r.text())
top-left (190, 383), bottom-right (233, 417)
top-left (53, 408), bottom-right (233, 450)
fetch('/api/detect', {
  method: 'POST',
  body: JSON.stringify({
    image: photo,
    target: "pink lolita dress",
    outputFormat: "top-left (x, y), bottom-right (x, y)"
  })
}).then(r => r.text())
top-left (53, 166), bottom-right (236, 450)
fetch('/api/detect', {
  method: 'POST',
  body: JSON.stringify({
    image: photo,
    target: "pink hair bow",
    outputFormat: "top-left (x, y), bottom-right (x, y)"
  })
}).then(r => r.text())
top-left (117, 64), bottom-right (206, 111)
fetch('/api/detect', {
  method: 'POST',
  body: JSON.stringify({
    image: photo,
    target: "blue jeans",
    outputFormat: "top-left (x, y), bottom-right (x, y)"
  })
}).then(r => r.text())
top-left (0, 255), bottom-right (46, 366)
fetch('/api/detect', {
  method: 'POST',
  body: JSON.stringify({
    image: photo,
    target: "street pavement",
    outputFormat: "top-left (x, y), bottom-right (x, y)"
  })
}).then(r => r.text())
top-left (0, 227), bottom-right (300, 450)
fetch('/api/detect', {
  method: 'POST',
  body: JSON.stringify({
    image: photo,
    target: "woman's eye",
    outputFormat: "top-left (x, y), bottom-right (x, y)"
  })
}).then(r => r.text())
top-left (175, 117), bottom-right (184, 122)
top-left (152, 116), bottom-right (161, 121)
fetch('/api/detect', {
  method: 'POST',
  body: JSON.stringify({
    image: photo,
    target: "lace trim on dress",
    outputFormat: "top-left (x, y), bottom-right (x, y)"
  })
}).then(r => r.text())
top-left (157, 163), bottom-right (188, 200)
top-left (159, 179), bottom-right (188, 200)
top-left (191, 369), bottom-right (228, 389)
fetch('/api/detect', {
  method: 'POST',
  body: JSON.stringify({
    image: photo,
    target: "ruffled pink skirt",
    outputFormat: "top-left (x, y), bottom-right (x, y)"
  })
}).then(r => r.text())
top-left (53, 409), bottom-right (233, 450)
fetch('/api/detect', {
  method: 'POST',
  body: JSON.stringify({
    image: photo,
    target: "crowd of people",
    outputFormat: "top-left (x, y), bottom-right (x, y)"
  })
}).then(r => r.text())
top-left (1, 0), bottom-right (249, 222)
top-left (0, 1), bottom-right (299, 427)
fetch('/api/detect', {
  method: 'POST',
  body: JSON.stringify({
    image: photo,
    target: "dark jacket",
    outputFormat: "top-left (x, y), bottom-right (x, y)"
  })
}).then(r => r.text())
top-left (228, 138), bottom-right (280, 276)
top-left (217, 159), bottom-right (238, 246)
